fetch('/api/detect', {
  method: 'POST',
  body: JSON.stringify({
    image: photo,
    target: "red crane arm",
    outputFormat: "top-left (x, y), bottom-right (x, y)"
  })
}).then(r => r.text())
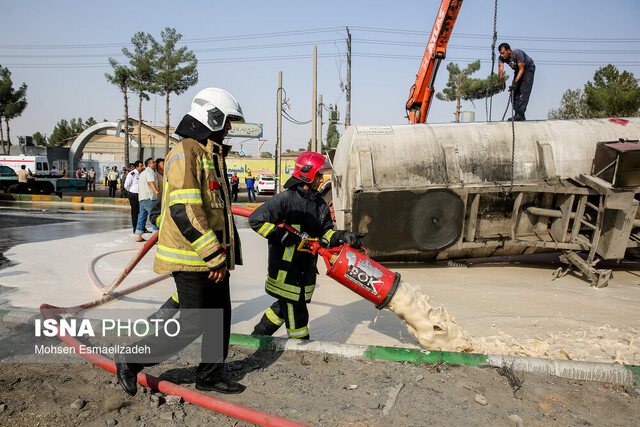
top-left (406, 0), bottom-right (463, 124)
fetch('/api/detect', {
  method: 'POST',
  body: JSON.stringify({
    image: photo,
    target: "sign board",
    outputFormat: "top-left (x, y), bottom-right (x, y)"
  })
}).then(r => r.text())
top-left (229, 123), bottom-right (263, 138)
top-left (239, 150), bottom-right (245, 156)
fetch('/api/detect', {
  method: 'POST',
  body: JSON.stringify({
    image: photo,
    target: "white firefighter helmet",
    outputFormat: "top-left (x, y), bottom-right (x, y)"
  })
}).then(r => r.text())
top-left (186, 88), bottom-right (244, 133)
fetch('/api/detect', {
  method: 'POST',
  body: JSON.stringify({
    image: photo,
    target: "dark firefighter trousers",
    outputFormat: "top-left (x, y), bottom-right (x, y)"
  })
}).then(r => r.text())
top-left (253, 294), bottom-right (310, 340)
top-left (124, 271), bottom-right (232, 383)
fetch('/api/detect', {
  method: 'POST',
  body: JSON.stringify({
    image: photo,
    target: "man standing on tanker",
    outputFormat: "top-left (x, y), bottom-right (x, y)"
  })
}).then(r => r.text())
top-left (249, 152), bottom-right (365, 340)
top-left (115, 88), bottom-right (246, 395)
top-left (498, 42), bottom-right (535, 121)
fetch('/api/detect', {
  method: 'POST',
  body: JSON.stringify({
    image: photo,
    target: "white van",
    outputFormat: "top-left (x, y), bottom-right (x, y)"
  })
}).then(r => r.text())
top-left (0, 155), bottom-right (50, 176)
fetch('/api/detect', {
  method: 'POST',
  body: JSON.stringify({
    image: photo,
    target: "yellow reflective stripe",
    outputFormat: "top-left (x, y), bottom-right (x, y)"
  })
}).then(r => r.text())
top-left (258, 222), bottom-right (275, 237)
top-left (265, 282), bottom-right (299, 300)
top-left (276, 270), bottom-right (287, 284)
top-left (171, 291), bottom-right (179, 303)
top-left (158, 181), bottom-right (170, 229)
top-left (169, 189), bottom-right (203, 206)
top-left (192, 229), bottom-right (216, 251)
top-left (304, 284), bottom-right (316, 299)
top-left (156, 244), bottom-right (207, 266)
top-left (287, 326), bottom-right (309, 338)
top-left (287, 303), bottom-right (295, 330)
top-left (265, 307), bottom-right (284, 326)
top-left (201, 159), bottom-right (215, 170)
top-left (323, 229), bottom-right (335, 242)
top-left (267, 276), bottom-right (300, 293)
top-left (292, 224), bottom-right (301, 231)
top-left (282, 245), bottom-right (294, 262)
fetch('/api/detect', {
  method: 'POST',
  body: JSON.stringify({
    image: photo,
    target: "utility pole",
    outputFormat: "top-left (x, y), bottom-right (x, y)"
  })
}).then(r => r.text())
top-left (311, 45), bottom-right (318, 152)
top-left (317, 94), bottom-right (323, 154)
top-left (276, 71), bottom-right (283, 194)
top-left (346, 27), bottom-right (352, 127)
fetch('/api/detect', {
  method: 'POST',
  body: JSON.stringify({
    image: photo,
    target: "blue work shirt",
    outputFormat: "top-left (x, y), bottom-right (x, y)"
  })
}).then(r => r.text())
top-left (499, 49), bottom-right (535, 72)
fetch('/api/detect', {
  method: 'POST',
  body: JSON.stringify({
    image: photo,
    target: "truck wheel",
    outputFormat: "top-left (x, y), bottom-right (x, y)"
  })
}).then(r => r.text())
top-left (37, 182), bottom-right (55, 194)
top-left (8, 183), bottom-right (31, 194)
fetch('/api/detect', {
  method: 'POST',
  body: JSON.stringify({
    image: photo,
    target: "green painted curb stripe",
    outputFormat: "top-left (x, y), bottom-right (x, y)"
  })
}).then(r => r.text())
top-left (230, 333), bottom-right (488, 365)
top-left (628, 365), bottom-right (640, 386)
top-left (362, 346), bottom-right (489, 365)
top-left (229, 333), bottom-right (640, 386)
top-left (230, 333), bottom-right (273, 350)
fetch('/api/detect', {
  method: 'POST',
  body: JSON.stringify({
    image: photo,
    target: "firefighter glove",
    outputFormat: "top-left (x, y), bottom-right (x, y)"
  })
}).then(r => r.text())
top-left (331, 230), bottom-right (366, 249)
top-left (270, 227), bottom-right (302, 247)
top-left (509, 81), bottom-right (519, 92)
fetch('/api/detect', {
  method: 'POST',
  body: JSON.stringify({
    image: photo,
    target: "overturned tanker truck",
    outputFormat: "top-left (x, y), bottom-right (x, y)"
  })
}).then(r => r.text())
top-left (330, 118), bottom-right (640, 288)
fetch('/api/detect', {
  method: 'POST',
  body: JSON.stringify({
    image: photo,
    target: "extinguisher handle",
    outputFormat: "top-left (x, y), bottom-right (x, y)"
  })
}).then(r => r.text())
top-left (276, 223), bottom-right (309, 239)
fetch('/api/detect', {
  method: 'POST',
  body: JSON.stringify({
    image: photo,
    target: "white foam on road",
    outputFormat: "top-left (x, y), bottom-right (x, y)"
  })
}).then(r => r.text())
top-left (1, 228), bottom-right (638, 364)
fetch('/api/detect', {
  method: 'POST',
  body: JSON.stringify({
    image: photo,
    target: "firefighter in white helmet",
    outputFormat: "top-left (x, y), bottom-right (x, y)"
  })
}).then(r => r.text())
top-left (115, 88), bottom-right (246, 396)
top-left (249, 152), bottom-right (366, 340)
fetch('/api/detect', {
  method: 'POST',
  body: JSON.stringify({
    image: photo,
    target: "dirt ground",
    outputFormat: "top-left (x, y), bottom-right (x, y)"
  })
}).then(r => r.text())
top-left (0, 321), bottom-right (638, 427)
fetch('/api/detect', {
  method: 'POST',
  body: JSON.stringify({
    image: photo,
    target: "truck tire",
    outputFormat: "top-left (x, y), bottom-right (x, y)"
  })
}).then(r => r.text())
top-left (8, 183), bottom-right (32, 194)
top-left (35, 181), bottom-right (55, 194)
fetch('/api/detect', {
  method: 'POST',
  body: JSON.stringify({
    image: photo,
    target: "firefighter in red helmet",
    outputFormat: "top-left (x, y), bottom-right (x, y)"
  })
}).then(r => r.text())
top-left (249, 152), bottom-right (365, 339)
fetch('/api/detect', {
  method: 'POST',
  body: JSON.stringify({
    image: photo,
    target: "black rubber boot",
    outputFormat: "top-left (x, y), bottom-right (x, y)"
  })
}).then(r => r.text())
top-left (114, 353), bottom-right (142, 396)
top-left (250, 314), bottom-right (281, 337)
top-left (195, 377), bottom-right (246, 394)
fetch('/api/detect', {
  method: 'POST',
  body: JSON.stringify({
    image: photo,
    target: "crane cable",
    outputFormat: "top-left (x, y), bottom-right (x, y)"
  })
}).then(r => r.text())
top-left (488, 0), bottom-right (516, 194)
top-left (486, 0), bottom-right (499, 122)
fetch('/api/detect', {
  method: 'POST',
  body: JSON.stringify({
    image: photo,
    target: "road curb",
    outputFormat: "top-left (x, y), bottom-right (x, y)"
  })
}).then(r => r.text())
top-left (1, 311), bottom-right (636, 386)
top-left (229, 334), bottom-right (639, 387)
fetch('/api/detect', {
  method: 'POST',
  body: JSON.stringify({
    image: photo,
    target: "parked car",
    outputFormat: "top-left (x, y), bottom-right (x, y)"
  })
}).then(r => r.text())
top-left (256, 174), bottom-right (276, 195)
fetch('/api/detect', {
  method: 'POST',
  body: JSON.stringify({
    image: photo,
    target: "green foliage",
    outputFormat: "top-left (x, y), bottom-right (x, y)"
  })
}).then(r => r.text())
top-left (326, 123), bottom-right (340, 150)
top-left (585, 64), bottom-right (640, 117)
top-left (260, 151), bottom-right (273, 158)
top-left (32, 131), bottom-right (46, 146)
top-left (48, 117), bottom-right (95, 146)
top-left (152, 27), bottom-right (198, 97)
top-left (548, 89), bottom-right (589, 119)
top-left (123, 32), bottom-right (156, 99)
top-left (436, 60), bottom-right (506, 103)
top-left (0, 65), bottom-right (28, 152)
top-left (548, 65), bottom-right (640, 119)
top-left (105, 58), bottom-right (131, 93)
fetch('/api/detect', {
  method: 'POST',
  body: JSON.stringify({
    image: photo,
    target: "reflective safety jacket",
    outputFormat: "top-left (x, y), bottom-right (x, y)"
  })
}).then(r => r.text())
top-left (249, 186), bottom-right (335, 302)
top-left (153, 138), bottom-right (241, 274)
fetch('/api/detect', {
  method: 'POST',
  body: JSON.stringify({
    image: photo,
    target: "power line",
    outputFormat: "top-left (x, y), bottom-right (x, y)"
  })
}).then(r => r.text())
top-left (348, 26), bottom-right (640, 43)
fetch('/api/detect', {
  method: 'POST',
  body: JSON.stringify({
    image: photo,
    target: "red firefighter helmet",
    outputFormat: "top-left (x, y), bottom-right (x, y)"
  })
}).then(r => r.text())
top-left (292, 152), bottom-right (332, 183)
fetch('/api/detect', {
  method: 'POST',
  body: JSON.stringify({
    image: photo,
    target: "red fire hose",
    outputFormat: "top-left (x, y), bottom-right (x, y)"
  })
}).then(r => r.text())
top-left (39, 303), bottom-right (308, 427)
top-left (39, 205), bottom-right (309, 426)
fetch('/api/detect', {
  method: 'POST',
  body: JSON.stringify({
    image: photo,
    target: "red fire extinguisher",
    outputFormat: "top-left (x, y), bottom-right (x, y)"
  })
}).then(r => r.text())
top-left (277, 224), bottom-right (400, 309)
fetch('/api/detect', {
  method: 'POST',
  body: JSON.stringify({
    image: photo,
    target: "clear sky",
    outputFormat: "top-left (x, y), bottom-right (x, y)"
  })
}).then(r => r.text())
top-left (2, 0), bottom-right (639, 157)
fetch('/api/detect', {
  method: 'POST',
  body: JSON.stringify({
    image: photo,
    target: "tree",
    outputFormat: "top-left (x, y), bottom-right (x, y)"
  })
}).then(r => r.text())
top-left (436, 60), bottom-right (506, 122)
top-left (152, 27), bottom-right (198, 154)
top-left (0, 65), bottom-right (27, 154)
top-left (548, 65), bottom-right (640, 119)
top-left (585, 65), bottom-right (640, 117)
top-left (123, 32), bottom-right (156, 160)
top-left (260, 151), bottom-right (273, 158)
top-left (32, 131), bottom-right (46, 146)
top-left (105, 59), bottom-right (132, 167)
top-left (48, 117), bottom-right (95, 146)
top-left (548, 89), bottom-right (589, 120)
top-left (326, 122), bottom-right (340, 150)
